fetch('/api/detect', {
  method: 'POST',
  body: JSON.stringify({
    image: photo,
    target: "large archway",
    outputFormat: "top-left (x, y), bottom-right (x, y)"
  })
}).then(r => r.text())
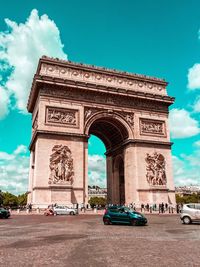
top-left (27, 56), bottom-right (176, 208)
top-left (87, 114), bottom-right (129, 204)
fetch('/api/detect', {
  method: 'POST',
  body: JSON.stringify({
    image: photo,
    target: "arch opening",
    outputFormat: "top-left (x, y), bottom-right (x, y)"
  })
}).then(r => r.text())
top-left (88, 117), bottom-right (129, 151)
top-left (88, 116), bottom-right (129, 205)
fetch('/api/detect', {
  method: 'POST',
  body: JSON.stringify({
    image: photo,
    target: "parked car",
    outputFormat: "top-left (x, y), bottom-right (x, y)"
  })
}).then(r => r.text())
top-left (0, 207), bottom-right (10, 219)
top-left (103, 206), bottom-right (147, 226)
top-left (53, 206), bottom-right (78, 215)
top-left (180, 203), bottom-right (200, 224)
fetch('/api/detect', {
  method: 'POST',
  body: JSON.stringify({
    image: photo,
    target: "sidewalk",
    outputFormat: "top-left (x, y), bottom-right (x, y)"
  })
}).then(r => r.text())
top-left (10, 209), bottom-right (179, 216)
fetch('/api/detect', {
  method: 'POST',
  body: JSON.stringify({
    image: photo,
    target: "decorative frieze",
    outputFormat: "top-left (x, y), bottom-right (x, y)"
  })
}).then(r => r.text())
top-left (140, 119), bottom-right (166, 136)
top-left (39, 63), bottom-right (167, 96)
top-left (145, 152), bottom-right (167, 186)
top-left (49, 145), bottom-right (74, 185)
top-left (46, 106), bottom-right (79, 127)
top-left (41, 87), bottom-right (169, 113)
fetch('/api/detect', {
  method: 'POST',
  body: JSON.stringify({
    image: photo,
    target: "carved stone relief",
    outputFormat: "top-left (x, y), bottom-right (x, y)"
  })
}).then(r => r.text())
top-left (123, 112), bottom-right (134, 127)
top-left (49, 145), bottom-right (74, 185)
top-left (145, 152), bottom-right (167, 186)
top-left (84, 107), bottom-right (100, 121)
top-left (39, 62), bottom-right (167, 95)
top-left (41, 86), bottom-right (169, 113)
top-left (46, 107), bottom-right (78, 127)
top-left (140, 119), bottom-right (166, 136)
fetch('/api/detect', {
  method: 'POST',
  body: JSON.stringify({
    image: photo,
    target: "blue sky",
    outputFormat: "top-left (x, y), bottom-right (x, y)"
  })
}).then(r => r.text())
top-left (0, 0), bottom-right (200, 194)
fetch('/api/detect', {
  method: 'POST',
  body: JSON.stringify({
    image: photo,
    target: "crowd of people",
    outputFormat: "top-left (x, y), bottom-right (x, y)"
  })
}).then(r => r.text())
top-left (126, 202), bottom-right (182, 214)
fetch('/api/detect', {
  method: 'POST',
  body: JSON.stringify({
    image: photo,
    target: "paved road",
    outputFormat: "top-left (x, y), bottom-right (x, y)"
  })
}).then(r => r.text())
top-left (0, 214), bottom-right (200, 267)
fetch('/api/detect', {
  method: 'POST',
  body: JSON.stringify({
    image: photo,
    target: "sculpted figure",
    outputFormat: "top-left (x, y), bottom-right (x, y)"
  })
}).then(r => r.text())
top-left (49, 145), bottom-right (74, 184)
top-left (145, 152), bottom-right (167, 186)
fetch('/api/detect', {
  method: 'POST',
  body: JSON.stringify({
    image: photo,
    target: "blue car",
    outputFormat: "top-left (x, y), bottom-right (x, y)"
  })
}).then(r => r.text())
top-left (103, 206), bottom-right (147, 226)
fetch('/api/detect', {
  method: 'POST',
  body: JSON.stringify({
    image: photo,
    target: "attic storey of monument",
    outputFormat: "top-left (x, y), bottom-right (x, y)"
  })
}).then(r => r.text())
top-left (27, 56), bottom-right (175, 208)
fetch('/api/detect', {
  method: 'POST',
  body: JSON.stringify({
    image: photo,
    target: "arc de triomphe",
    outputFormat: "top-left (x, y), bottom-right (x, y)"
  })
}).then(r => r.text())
top-left (27, 56), bottom-right (175, 207)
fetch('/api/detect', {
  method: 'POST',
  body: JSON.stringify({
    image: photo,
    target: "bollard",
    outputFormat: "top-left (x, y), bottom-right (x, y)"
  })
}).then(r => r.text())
top-left (37, 207), bottom-right (40, 214)
top-left (94, 208), bottom-right (97, 213)
top-left (17, 209), bottom-right (20, 214)
top-left (26, 208), bottom-right (29, 214)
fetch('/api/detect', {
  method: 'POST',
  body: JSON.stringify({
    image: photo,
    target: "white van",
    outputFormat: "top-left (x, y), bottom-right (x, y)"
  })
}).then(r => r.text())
top-left (180, 203), bottom-right (200, 224)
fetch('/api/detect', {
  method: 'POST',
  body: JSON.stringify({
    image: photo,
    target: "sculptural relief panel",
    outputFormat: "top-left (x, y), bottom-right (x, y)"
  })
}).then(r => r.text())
top-left (49, 145), bottom-right (74, 185)
top-left (39, 63), bottom-right (167, 95)
top-left (140, 118), bottom-right (166, 137)
top-left (145, 152), bottom-right (167, 186)
top-left (45, 106), bottom-right (79, 128)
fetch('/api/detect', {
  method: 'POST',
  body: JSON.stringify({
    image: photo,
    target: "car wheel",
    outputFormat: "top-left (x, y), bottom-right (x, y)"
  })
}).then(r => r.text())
top-left (131, 219), bottom-right (137, 226)
top-left (70, 211), bottom-right (75, 215)
top-left (103, 218), bottom-right (111, 225)
top-left (183, 216), bottom-right (191, 224)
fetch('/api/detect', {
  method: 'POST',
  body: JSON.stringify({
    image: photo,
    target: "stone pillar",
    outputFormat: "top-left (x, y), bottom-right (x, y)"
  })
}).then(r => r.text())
top-left (84, 141), bottom-right (88, 204)
top-left (106, 155), bottom-right (113, 204)
top-left (124, 145), bottom-right (138, 205)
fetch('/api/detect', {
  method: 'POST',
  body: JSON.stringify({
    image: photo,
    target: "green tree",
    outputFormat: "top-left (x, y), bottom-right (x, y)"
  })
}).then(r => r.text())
top-left (17, 192), bottom-right (28, 206)
top-left (2, 192), bottom-right (18, 207)
top-left (0, 190), bottom-right (3, 205)
top-left (176, 193), bottom-right (200, 204)
top-left (89, 197), bottom-right (107, 208)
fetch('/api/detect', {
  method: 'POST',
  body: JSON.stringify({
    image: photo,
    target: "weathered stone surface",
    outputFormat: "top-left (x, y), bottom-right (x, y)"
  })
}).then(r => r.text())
top-left (27, 56), bottom-right (175, 208)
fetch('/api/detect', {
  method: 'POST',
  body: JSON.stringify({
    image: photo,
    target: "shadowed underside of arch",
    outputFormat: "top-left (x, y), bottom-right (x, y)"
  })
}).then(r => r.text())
top-left (88, 118), bottom-right (129, 150)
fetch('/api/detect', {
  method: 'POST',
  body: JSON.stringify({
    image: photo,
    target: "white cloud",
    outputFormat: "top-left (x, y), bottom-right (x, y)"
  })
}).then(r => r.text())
top-left (188, 63), bottom-right (200, 90)
top-left (88, 154), bottom-right (106, 187)
top-left (169, 108), bottom-right (200, 138)
top-left (0, 145), bottom-right (29, 195)
top-left (0, 9), bottom-right (67, 118)
top-left (0, 86), bottom-right (10, 119)
top-left (14, 145), bottom-right (27, 155)
top-left (194, 140), bottom-right (200, 147)
top-left (172, 146), bottom-right (200, 186)
top-left (193, 96), bottom-right (200, 112)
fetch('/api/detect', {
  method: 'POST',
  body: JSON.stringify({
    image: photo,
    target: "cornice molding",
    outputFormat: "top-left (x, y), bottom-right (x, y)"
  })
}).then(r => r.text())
top-left (29, 130), bottom-right (89, 151)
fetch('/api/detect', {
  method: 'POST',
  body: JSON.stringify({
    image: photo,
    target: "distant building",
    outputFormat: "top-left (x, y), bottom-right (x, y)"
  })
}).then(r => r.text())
top-left (175, 186), bottom-right (200, 197)
top-left (88, 186), bottom-right (107, 200)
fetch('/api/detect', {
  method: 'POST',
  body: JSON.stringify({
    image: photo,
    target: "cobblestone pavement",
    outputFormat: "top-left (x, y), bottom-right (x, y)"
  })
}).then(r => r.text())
top-left (0, 214), bottom-right (200, 267)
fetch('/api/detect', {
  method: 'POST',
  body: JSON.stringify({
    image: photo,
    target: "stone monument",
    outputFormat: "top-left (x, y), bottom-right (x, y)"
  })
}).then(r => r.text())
top-left (27, 56), bottom-right (176, 208)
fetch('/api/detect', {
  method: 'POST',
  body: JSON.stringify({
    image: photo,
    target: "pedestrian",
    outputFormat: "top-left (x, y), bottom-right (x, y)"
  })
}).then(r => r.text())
top-left (29, 203), bottom-right (32, 212)
top-left (161, 202), bottom-right (164, 214)
top-left (165, 203), bottom-right (168, 211)
top-left (133, 203), bottom-right (136, 211)
top-left (141, 203), bottom-right (144, 212)
top-left (146, 203), bottom-right (149, 212)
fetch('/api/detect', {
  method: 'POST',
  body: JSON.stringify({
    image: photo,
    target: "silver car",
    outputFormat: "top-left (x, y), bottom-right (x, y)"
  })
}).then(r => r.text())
top-left (180, 203), bottom-right (200, 224)
top-left (53, 206), bottom-right (78, 216)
